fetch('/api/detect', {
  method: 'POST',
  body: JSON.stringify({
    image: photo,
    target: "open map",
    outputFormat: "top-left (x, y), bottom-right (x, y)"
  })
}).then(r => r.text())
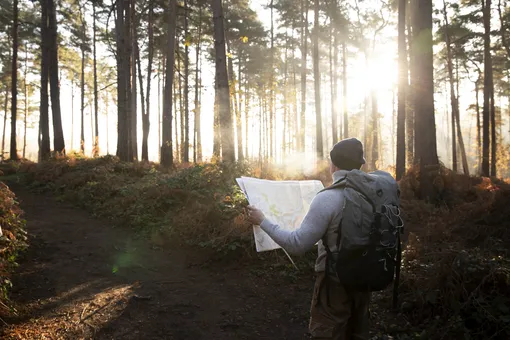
top-left (236, 177), bottom-right (324, 252)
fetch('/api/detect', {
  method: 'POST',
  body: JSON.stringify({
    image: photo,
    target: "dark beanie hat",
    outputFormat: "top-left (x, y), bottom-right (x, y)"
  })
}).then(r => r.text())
top-left (329, 138), bottom-right (366, 169)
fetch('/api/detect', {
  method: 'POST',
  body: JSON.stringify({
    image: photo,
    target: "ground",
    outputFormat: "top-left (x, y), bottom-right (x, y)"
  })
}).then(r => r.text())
top-left (1, 183), bottom-right (401, 340)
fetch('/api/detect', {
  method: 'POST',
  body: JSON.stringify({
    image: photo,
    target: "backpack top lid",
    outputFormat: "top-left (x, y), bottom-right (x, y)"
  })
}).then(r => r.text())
top-left (332, 170), bottom-right (400, 212)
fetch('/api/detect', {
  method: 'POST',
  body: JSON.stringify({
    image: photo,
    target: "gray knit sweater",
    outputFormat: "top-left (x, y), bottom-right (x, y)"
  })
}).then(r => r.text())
top-left (259, 170), bottom-right (347, 272)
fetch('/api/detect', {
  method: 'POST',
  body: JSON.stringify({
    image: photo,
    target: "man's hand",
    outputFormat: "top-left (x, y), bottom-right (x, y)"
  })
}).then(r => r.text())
top-left (246, 205), bottom-right (265, 225)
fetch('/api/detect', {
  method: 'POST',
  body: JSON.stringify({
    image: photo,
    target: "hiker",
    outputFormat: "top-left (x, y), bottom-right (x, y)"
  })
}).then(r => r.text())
top-left (247, 137), bottom-right (402, 340)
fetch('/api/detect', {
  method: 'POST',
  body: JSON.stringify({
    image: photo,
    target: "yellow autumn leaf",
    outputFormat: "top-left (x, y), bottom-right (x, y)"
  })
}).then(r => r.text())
top-left (226, 52), bottom-right (233, 58)
top-left (240, 36), bottom-right (248, 43)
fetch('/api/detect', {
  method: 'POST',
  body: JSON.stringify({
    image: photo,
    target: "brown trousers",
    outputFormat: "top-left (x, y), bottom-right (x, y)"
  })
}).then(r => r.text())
top-left (309, 272), bottom-right (370, 340)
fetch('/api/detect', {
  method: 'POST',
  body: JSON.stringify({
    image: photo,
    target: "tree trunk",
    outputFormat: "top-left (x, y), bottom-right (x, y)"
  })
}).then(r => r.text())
top-left (136, 41), bottom-right (146, 161)
top-left (130, 0), bottom-right (138, 161)
top-left (313, 0), bottom-right (323, 159)
top-left (330, 24), bottom-right (337, 144)
top-left (10, 0), bottom-right (18, 160)
top-left (213, 0), bottom-right (235, 162)
top-left (23, 44), bottom-right (28, 159)
top-left (183, 0), bottom-right (190, 163)
top-left (235, 52), bottom-right (244, 161)
top-left (300, 0), bottom-right (308, 151)
top-left (142, 1), bottom-right (154, 161)
top-left (93, 1), bottom-right (99, 156)
top-left (475, 78), bottom-right (481, 171)
top-left (411, 0), bottom-right (439, 200)
top-left (194, 4), bottom-right (202, 163)
top-left (396, 0), bottom-right (407, 180)
top-left (161, 0), bottom-right (177, 167)
top-left (269, 0), bottom-right (274, 160)
top-left (173, 81), bottom-right (179, 161)
top-left (342, 41), bottom-right (348, 139)
top-left (245, 82), bottom-right (250, 159)
top-left (370, 90), bottom-right (379, 170)
top-left (48, 0), bottom-right (65, 154)
top-left (2, 88), bottom-right (8, 159)
top-left (39, 1), bottom-right (50, 160)
top-left (481, 0), bottom-right (492, 177)
top-left (490, 70), bottom-right (496, 176)
top-left (406, 12), bottom-right (415, 167)
top-left (80, 44), bottom-right (85, 154)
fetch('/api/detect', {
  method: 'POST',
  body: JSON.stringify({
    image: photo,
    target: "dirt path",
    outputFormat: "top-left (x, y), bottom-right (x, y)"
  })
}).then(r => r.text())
top-left (1, 185), bottom-right (313, 339)
top-left (2, 185), bottom-right (403, 339)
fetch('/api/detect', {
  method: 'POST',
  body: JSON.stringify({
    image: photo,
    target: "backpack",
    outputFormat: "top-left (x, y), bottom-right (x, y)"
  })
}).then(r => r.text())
top-left (320, 170), bottom-right (404, 300)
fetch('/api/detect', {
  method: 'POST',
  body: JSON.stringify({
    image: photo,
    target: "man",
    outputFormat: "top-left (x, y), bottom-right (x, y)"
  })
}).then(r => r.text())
top-left (247, 138), bottom-right (371, 340)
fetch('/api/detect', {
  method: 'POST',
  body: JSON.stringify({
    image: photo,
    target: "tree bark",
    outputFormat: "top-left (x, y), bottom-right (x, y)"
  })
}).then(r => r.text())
top-left (330, 24), bottom-right (338, 144)
top-left (300, 0), bottom-right (308, 151)
top-left (161, 0), bottom-right (177, 167)
top-left (2, 88), bottom-right (8, 160)
top-left (411, 0), bottom-right (439, 200)
top-left (342, 41), bottom-right (348, 139)
top-left (10, 0), bottom-right (19, 160)
top-left (406, 11), bottom-right (414, 167)
top-left (396, 0), bottom-right (406, 180)
top-left (269, 0), bottom-right (274, 160)
top-left (183, 0), bottom-right (190, 163)
top-left (80, 42), bottom-right (85, 154)
top-left (93, 1), bottom-right (99, 156)
top-left (130, 0), bottom-right (138, 161)
top-left (194, 4), bottom-right (202, 163)
top-left (39, 1), bottom-right (50, 160)
top-left (475, 78), bottom-right (481, 172)
top-left (142, 0), bottom-right (154, 161)
top-left (481, 0), bottom-right (492, 177)
top-left (213, 0), bottom-right (235, 162)
top-left (48, 0), bottom-right (65, 154)
top-left (136, 41), bottom-right (146, 160)
top-left (23, 44), bottom-right (28, 159)
top-left (313, 0), bottom-right (323, 159)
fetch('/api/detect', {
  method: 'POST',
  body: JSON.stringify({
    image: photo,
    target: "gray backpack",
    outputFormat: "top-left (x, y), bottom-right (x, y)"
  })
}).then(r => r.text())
top-left (321, 170), bottom-right (404, 300)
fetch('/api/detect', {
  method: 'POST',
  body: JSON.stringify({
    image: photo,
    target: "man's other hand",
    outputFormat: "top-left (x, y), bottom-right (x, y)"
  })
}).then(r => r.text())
top-left (246, 205), bottom-right (265, 225)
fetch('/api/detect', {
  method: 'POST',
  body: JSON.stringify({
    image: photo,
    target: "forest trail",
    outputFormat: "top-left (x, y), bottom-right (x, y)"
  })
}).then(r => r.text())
top-left (2, 184), bottom-right (313, 339)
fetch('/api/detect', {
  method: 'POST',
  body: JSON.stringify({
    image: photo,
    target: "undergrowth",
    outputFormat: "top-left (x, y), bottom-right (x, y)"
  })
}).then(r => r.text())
top-left (0, 180), bottom-right (27, 317)
top-left (2, 156), bottom-right (510, 338)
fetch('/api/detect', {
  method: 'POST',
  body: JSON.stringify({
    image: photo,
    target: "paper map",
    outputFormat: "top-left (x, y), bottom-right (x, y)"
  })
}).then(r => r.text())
top-left (236, 177), bottom-right (324, 252)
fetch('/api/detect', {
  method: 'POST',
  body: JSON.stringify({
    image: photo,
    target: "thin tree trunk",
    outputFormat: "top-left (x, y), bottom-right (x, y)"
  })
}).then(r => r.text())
top-left (406, 12), bottom-right (415, 166)
top-left (329, 24), bottom-right (337, 144)
top-left (235, 52), bottom-right (244, 161)
top-left (245, 83), bottom-right (250, 159)
top-left (183, 0), bottom-right (190, 163)
top-left (142, 1), bottom-right (154, 162)
top-left (313, 0), bottom-right (323, 159)
top-left (490, 70), bottom-right (496, 176)
top-left (177, 49), bottom-right (184, 161)
top-left (194, 4), bottom-right (202, 163)
top-left (93, 1), bottom-right (99, 156)
top-left (23, 44), bottom-right (28, 159)
top-left (342, 41), bottom-right (348, 138)
top-left (269, 0), bottom-right (274, 160)
top-left (2, 88), bottom-right (8, 160)
top-left (475, 78), bottom-right (481, 172)
top-left (10, 0), bottom-right (18, 160)
top-left (130, 0), bottom-right (138, 161)
top-left (80, 44), bottom-right (85, 154)
top-left (174, 81), bottom-right (179, 161)
top-left (213, 0), bottom-right (234, 162)
top-left (332, 30), bottom-right (339, 143)
top-left (300, 0), bottom-right (308, 151)
top-left (396, 0), bottom-right (406, 180)
top-left (136, 41), bottom-right (146, 161)
top-left (482, 0), bottom-right (492, 176)
top-left (442, 0), bottom-right (464, 173)
top-left (370, 90), bottom-right (379, 170)
top-left (161, 0), bottom-right (177, 167)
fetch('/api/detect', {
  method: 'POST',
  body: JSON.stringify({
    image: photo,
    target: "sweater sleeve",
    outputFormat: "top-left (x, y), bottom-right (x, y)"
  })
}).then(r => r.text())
top-left (258, 191), bottom-right (336, 255)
